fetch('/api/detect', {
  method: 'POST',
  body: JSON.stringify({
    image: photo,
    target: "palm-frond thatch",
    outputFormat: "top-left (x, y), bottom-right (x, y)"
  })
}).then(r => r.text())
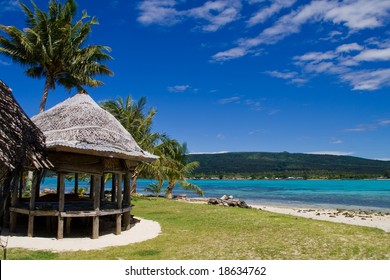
top-left (31, 91), bottom-right (157, 162)
top-left (0, 80), bottom-right (50, 182)
top-left (0, 79), bottom-right (50, 229)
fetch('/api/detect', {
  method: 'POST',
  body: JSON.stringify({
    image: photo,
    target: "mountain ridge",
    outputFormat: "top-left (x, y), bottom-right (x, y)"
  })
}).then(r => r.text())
top-left (187, 151), bottom-right (390, 179)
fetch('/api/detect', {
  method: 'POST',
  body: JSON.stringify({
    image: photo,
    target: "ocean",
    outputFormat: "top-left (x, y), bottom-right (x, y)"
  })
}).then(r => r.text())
top-left (40, 178), bottom-right (390, 212)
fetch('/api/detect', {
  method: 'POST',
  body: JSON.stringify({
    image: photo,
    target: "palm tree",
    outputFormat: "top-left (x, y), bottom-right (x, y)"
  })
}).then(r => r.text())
top-left (162, 140), bottom-right (203, 199)
top-left (101, 96), bottom-right (156, 145)
top-left (101, 96), bottom-right (160, 194)
top-left (0, 0), bottom-right (113, 112)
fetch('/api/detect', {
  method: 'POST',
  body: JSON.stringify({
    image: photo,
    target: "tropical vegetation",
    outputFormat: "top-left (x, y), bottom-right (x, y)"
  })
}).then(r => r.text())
top-left (187, 152), bottom-right (390, 179)
top-left (100, 96), bottom-right (202, 198)
top-left (0, 0), bottom-right (112, 113)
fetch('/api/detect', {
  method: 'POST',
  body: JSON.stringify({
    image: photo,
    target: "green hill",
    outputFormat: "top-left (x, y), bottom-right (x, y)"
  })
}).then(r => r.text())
top-left (187, 152), bottom-right (390, 179)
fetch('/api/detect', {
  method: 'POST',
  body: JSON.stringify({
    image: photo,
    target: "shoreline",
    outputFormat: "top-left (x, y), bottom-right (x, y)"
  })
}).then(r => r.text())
top-left (250, 204), bottom-right (390, 232)
top-left (180, 197), bottom-right (390, 232)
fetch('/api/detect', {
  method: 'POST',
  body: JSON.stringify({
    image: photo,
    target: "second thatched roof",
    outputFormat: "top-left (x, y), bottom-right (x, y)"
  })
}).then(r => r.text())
top-left (31, 91), bottom-right (157, 162)
top-left (0, 80), bottom-right (51, 181)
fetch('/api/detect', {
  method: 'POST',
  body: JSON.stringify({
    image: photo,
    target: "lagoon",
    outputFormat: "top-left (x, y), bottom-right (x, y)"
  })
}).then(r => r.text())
top-left (40, 178), bottom-right (390, 213)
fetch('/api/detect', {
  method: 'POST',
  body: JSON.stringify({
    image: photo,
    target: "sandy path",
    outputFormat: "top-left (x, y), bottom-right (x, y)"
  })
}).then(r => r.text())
top-left (0, 217), bottom-right (161, 252)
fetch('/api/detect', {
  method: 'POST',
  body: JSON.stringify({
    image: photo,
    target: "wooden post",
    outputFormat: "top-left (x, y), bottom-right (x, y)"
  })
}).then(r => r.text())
top-left (18, 171), bottom-right (25, 199)
top-left (116, 173), bottom-right (122, 209)
top-left (27, 171), bottom-right (39, 237)
top-left (100, 175), bottom-right (105, 201)
top-left (9, 174), bottom-right (20, 232)
top-left (92, 175), bottom-right (101, 239)
top-left (115, 173), bottom-right (123, 235)
top-left (90, 175), bottom-right (95, 199)
top-left (57, 173), bottom-right (65, 239)
top-left (74, 173), bottom-right (79, 195)
top-left (111, 173), bottom-right (116, 202)
top-left (123, 172), bottom-right (131, 230)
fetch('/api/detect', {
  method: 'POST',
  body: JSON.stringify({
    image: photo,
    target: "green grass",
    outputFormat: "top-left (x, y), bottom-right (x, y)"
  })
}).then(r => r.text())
top-left (2, 197), bottom-right (390, 259)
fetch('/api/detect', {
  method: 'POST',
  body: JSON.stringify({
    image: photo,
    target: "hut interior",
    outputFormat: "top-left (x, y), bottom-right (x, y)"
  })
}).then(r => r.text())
top-left (7, 91), bottom-right (156, 239)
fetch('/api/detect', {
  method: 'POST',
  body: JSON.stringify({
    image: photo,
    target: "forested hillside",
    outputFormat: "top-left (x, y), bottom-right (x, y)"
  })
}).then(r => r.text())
top-left (187, 152), bottom-right (390, 179)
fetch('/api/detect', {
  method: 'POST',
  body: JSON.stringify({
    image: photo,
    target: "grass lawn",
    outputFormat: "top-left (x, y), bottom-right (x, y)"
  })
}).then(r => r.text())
top-left (3, 197), bottom-right (390, 259)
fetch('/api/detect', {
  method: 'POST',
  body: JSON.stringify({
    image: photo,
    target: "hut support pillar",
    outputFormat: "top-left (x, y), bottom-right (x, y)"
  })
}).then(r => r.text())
top-left (123, 171), bottom-right (131, 230)
top-left (18, 171), bottom-right (25, 199)
top-left (27, 171), bottom-right (39, 237)
top-left (90, 175), bottom-right (95, 199)
top-left (111, 173), bottom-right (116, 202)
top-left (74, 173), bottom-right (79, 195)
top-left (9, 174), bottom-right (20, 232)
top-left (92, 175), bottom-right (101, 239)
top-left (115, 173), bottom-right (122, 235)
top-left (100, 175), bottom-right (105, 201)
top-left (57, 173), bottom-right (65, 239)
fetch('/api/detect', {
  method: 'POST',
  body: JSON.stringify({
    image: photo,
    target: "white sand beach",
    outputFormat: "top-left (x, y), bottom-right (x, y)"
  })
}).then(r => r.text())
top-left (250, 204), bottom-right (390, 232)
top-left (0, 217), bottom-right (161, 252)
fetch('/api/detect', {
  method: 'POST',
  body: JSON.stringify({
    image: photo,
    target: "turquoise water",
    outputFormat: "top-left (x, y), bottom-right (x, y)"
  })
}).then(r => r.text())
top-left (40, 178), bottom-right (390, 212)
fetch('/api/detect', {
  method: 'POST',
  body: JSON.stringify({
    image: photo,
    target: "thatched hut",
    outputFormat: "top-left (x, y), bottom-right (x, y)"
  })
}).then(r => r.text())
top-left (0, 80), bottom-right (50, 230)
top-left (10, 91), bottom-right (157, 239)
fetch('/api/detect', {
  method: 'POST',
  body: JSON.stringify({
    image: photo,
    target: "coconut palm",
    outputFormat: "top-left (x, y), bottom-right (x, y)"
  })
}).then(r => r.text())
top-left (162, 140), bottom-right (203, 199)
top-left (101, 96), bottom-right (156, 145)
top-left (101, 96), bottom-right (161, 194)
top-left (0, 0), bottom-right (113, 112)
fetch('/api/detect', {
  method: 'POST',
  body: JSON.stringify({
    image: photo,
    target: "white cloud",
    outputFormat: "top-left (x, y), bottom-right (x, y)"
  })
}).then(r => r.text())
top-left (378, 119), bottom-right (390, 126)
top-left (167, 84), bottom-right (191, 93)
top-left (137, 0), bottom-right (241, 31)
top-left (264, 70), bottom-right (298, 79)
top-left (264, 70), bottom-right (308, 85)
top-left (0, 59), bottom-right (12, 66)
top-left (212, 0), bottom-right (390, 61)
top-left (330, 139), bottom-right (343, 144)
top-left (247, 0), bottom-right (296, 27)
top-left (218, 96), bottom-right (241, 104)
top-left (137, 0), bottom-right (182, 26)
top-left (216, 133), bottom-right (225, 140)
top-left (324, 0), bottom-right (390, 30)
top-left (188, 0), bottom-right (242, 32)
top-left (305, 151), bottom-right (354, 156)
top-left (212, 47), bottom-right (248, 62)
top-left (0, 0), bottom-right (19, 12)
top-left (354, 47), bottom-right (390, 61)
top-left (341, 68), bottom-right (390, 90)
top-left (336, 43), bottom-right (363, 53)
top-left (189, 151), bottom-right (229, 154)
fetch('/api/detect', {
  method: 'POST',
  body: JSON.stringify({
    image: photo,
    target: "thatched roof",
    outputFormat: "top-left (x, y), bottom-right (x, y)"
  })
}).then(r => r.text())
top-left (0, 80), bottom-right (51, 180)
top-left (31, 91), bottom-right (157, 162)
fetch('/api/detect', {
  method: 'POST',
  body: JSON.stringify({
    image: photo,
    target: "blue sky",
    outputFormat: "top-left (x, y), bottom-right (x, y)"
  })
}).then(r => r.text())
top-left (1, 0), bottom-right (390, 160)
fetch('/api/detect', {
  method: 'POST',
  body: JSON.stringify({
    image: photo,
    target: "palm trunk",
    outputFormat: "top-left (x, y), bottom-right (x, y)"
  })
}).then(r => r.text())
top-left (165, 181), bottom-right (175, 199)
top-left (39, 78), bottom-right (51, 113)
top-left (130, 172), bottom-right (139, 195)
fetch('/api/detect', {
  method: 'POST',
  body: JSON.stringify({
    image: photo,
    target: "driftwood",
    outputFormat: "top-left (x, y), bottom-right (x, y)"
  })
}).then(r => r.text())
top-left (208, 195), bottom-right (250, 208)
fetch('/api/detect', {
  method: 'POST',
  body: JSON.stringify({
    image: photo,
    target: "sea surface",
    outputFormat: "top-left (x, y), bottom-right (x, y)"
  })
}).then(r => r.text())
top-left (40, 178), bottom-right (390, 212)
